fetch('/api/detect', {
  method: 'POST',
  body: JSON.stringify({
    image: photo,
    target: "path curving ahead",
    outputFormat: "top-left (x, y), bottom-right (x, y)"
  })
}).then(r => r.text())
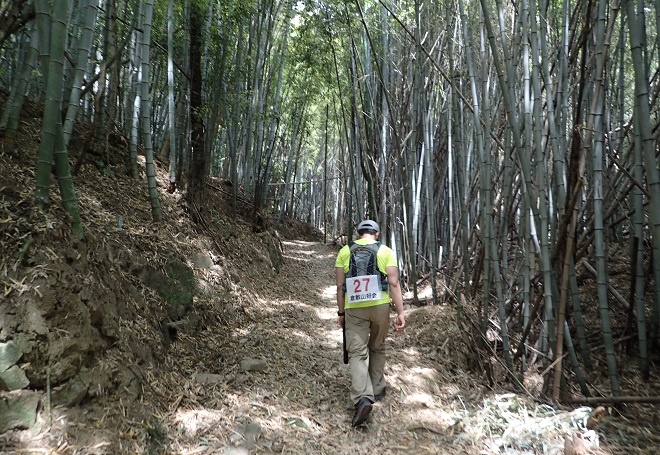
top-left (157, 239), bottom-right (467, 454)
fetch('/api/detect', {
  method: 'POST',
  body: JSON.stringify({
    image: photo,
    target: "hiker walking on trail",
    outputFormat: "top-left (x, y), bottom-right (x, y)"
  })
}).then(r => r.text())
top-left (335, 220), bottom-right (406, 427)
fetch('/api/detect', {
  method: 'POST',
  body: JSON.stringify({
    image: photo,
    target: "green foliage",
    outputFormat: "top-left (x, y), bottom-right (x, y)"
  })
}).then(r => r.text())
top-left (94, 160), bottom-right (115, 178)
top-left (145, 419), bottom-right (168, 455)
top-left (162, 260), bottom-right (196, 317)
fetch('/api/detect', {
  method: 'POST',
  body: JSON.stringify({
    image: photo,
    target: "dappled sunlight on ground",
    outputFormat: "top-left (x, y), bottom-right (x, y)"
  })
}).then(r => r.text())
top-left (15, 239), bottom-right (636, 454)
top-left (173, 409), bottom-right (225, 438)
top-left (138, 240), bottom-right (646, 454)
top-left (403, 390), bottom-right (440, 408)
top-left (319, 284), bottom-right (337, 301)
top-left (314, 305), bottom-right (339, 322)
top-left (282, 240), bottom-right (336, 263)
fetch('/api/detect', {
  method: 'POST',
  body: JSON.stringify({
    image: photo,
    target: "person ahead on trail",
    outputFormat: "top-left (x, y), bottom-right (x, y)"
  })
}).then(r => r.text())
top-left (335, 219), bottom-right (405, 427)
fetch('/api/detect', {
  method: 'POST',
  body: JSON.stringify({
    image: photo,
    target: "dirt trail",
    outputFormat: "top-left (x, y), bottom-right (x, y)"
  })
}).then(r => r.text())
top-left (3, 239), bottom-right (645, 454)
top-left (157, 241), bottom-right (560, 454)
top-left (161, 239), bottom-right (474, 454)
top-left (159, 240), bottom-right (587, 454)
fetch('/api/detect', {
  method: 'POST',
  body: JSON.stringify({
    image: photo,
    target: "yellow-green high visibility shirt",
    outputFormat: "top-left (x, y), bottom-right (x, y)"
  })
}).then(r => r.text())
top-left (335, 238), bottom-right (397, 309)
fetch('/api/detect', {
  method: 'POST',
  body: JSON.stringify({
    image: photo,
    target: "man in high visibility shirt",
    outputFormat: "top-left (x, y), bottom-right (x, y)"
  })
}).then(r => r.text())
top-left (335, 220), bottom-right (406, 427)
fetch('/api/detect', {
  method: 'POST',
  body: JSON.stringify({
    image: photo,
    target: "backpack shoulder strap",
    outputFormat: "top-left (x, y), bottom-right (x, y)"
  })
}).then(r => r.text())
top-left (373, 241), bottom-right (389, 290)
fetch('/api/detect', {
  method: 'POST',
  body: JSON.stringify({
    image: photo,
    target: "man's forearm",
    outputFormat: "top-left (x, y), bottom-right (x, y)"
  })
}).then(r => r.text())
top-left (337, 289), bottom-right (345, 312)
top-left (390, 283), bottom-right (404, 314)
top-left (336, 268), bottom-right (346, 313)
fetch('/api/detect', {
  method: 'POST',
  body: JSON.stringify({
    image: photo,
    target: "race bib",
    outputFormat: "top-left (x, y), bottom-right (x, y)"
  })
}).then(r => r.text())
top-left (346, 275), bottom-right (382, 303)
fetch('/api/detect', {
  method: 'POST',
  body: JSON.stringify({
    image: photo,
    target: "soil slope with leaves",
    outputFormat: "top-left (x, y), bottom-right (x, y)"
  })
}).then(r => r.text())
top-left (1, 105), bottom-right (659, 454)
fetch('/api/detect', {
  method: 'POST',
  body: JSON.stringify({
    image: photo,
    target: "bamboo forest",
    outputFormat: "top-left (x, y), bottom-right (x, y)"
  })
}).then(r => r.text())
top-left (1, 0), bottom-right (659, 453)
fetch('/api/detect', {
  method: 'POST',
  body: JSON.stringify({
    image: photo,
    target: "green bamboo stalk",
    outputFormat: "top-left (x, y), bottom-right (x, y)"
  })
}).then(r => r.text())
top-left (62, 0), bottom-right (99, 147)
top-left (1, 25), bottom-right (38, 150)
top-left (625, 0), bottom-right (660, 345)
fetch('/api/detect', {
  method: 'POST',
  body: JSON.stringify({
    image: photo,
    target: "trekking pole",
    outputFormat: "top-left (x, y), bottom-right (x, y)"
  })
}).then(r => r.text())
top-left (342, 320), bottom-right (349, 364)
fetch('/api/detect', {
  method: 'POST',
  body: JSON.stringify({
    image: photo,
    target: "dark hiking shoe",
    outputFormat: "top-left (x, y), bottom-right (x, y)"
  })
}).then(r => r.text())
top-left (374, 387), bottom-right (387, 402)
top-left (351, 397), bottom-right (373, 427)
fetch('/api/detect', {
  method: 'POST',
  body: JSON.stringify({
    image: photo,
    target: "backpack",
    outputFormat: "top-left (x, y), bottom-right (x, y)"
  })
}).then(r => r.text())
top-left (344, 241), bottom-right (388, 293)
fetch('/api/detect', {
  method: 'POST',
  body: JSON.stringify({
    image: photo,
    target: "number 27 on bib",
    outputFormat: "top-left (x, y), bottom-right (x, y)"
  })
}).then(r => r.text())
top-left (346, 275), bottom-right (382, 302)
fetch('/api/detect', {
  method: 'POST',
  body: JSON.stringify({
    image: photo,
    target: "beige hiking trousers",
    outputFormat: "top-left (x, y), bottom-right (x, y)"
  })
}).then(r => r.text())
top-left (345, 303), bottom-right (390, 405)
